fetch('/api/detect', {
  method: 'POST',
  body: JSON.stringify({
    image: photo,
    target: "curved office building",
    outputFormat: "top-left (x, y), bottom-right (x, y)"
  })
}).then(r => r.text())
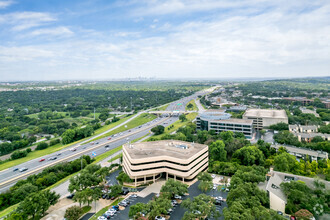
top-left (122, 140), bottom-right (208, 186)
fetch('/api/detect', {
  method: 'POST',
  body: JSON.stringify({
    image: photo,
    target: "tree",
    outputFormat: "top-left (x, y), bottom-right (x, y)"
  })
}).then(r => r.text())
top-left (311, 136), bottom-right (324, 143)
top-left (116, 171), bottom-right (132, 185)
top-left (17, 191), bottom-right (50, 219)
top-left (187, 103), bottom-right (194, 109)
top-left (209, 140), bottom-right (226, 162)
top-left (129, 202), bottom-right (149, 219)
top-left (269, 122), bottom-right (289, 131)
top-left (108, 184), bottom-right (122, 198)
top-left (98, 110), bottom-right (109, 121)
top-left (198, 180), bottom-right (213, 192)
top-left (232, 145), bottom-right (265, 166)
top-left (64, 206), bottom-right (83, 220)
top-left (273, 152), bottom-right (298, 172)
top-left (148, 196), bottom-right (172, 219)
top-left (160, 179), bottom-right (188, 198)
top-left (151, 125), bottom-right (165, 135)
top-left (91, 188), bottom-right (102, 212)
top-left (61, 129), bottom-right (76, 145)
top-left (11, 183), bottom-right (38, 204)
top-left (179, 114), bottom-right (187, 122)
top-left (182, 194), bottom-right (220, 220)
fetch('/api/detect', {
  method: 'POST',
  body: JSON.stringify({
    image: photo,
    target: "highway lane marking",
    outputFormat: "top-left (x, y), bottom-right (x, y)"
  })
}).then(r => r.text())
top-left (0, 117), bottom-right (170, 188)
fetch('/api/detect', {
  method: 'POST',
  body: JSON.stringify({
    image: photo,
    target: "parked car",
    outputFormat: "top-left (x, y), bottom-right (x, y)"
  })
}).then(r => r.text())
top-left (112, 205), bottom-right (119, 211)
top-left (122, 189), bottom-right (129, 195)
top-left (102, 194), bottom-right (107, 199)
top-left (97, 216), bottom-right (107, 220)
top-left (66, 193), bottom-right (75, 199)
top-left (155, 216), bottom-right (165, 220)
top-left (214, 199), bottom-right (222, 205)
top-left (211, 174), bottom-right (216, 178)
top-left (19, 167), bottom-right (28, 172)
top-left (131, 194), bottom-right (138, 198)
top-left (39, 158), bottom-right (45, 162)
top-left (174, 195), bottom-right (182, 200)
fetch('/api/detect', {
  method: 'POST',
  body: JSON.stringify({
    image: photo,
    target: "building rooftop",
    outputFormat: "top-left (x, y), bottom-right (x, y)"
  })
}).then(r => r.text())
top-left (198, 110), bottom-right (231, 121)
top-left (271, 144), bottom-right (328, 159)
top-left (123, 140), bottom-right (208, 160)
top-left (266, 171), bottom-right (330, 202)
top-left (243, 108), bottom-right (288, 119)
top-left (296, 132), bottom-right (330, 139)
top-left (211, 118), bottom-right (253, 125)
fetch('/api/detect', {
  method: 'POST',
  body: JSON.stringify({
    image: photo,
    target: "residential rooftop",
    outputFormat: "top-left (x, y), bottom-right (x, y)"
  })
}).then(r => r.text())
top-left (266, 170), bottom-right (330, 202)
top-left (243, 108), bottom-right (288, 119)
top-left (123, 140), bottom-right (208, 160)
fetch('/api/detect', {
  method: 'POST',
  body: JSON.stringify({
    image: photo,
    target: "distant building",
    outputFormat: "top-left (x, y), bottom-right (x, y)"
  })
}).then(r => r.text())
top-left (196, 110), bottom-right (253, 138)
top-left (228, 105), bottom-right (247, 112)
top-left (282, 97), bottom-right (313, 105)
top-left (266, 171), bottom-right (330, 214)
top-left (295, 132), bottom-right (330, 143)
top-left (122, 140), bottom-right (208, 186)
top-left (299, 107), bottom-right (319, 117)
top-left (242, 108), bottom-right (288, 130)
top-left (322, 100), bottom-right (330, 109)
top-left (289, 124), bottom-right (318, 133)
top-left (270, 144), bottom-right (328, 161)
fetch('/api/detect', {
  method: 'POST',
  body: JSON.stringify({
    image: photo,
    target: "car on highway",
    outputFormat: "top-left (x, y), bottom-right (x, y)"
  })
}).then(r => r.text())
top-left (70, 148), bottom-right (77, 151)
top-left (48, 157), bottom-right (57, 161)
top-left (105, 145), bottom-right (109, 148)
top-left (13, 168), bottom-right (19, 172)
top-left (107, 137), bottom-right (111, 140)
top-left (19, 167), bottom-right (28, 172)
top-left (56, 153), bottom-right (61, 156)
top-left (96, 142), bottom-right (99, 144)
top-left (39, 158), bottom-right (45, 162)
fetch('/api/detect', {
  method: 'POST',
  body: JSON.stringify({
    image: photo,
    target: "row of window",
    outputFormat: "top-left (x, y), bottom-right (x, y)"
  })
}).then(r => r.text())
top-left (124, 150), bottom-right (208, 167)
top-left (126, 154), bottom-right (208, 173)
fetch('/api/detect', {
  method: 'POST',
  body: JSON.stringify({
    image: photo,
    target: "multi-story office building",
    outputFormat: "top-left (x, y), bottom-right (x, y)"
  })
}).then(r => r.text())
top-left (196, 110), bottom-right (254, 138)
top-left (243, 108), bottom-right (288, 130)
top-left (122, 140), bottom-right (208, 186)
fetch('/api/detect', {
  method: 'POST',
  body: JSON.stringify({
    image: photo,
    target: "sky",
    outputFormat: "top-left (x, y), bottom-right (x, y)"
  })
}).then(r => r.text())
top-left (0, 0), bottom-right (329, 81)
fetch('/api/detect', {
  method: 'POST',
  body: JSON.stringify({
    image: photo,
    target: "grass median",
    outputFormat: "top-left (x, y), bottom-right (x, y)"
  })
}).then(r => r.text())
top-left (185, 99), bottom-right (198, 111)
top-left (89, 113), bottom-right (157, 142)
top-left (147, 113), bottom-right (198, 141)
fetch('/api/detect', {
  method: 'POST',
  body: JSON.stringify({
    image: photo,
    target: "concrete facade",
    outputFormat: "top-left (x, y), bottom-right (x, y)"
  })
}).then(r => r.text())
top-left (122, 140), bottom-right (208, 186)
top-left (243, 108), bottom-right (288, 130)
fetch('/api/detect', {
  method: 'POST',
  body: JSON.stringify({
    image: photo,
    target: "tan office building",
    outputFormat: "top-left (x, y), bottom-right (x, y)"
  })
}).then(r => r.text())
top-left (122, 140), bottom-right (208, 186)
top-left (243, 108), bottom-right (288, 129)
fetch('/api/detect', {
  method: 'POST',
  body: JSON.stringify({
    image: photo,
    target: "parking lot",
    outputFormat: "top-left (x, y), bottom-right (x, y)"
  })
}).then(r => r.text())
top-left (169, 181), bottom-right (228, 220)
top-left (104, 180), bottom-right (227, 220)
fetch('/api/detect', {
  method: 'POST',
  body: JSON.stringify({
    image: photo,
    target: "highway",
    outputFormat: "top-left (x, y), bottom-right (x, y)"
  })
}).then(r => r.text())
top-left (0, 89), bottom-right (209, 193)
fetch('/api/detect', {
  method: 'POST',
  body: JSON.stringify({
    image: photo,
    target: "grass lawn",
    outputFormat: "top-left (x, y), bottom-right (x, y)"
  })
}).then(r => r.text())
top-left (89, 113), bottom-right (156, 142)
top-left (147, 113), bottom-right (198, 141)
top-left (0, 204), bottom-right (18, 219)
top-left (89, 197), bottom-right (124, 220)
top-left (185, 99), bottom-right (198, 111)
top-left (82, 205), bottom-right (92, 213)
top-left (107, 153), bottom-right (122, 163)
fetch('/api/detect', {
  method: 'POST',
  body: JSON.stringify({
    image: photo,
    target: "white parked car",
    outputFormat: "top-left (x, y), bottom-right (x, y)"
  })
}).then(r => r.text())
top-left (155, 216), bottom-right (165, 220)
top-left (97, 216), bottom-right (107, 220)
top-left (174, 195), bottom-right (182, 199)
top-left (211, 174), bottom-right (216, 178)
top-left (131, 194), bottom-right (137, 198)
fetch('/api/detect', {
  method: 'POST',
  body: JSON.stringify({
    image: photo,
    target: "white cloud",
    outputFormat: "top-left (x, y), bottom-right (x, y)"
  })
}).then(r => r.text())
top-left (0, 0), bottom-right (330, 80)
top-left (0, 11), bottom-right (56, 31)
top-left (0, 0), bottom-right (14, 9)
top-left (29, 26), bottom-right (74, 37)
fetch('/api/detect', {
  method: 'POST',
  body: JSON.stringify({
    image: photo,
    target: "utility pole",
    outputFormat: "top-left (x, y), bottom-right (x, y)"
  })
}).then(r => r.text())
top-left (94, 107), bottom-right (96, 120)
top-left (130, 97), bottom-right (132, 111)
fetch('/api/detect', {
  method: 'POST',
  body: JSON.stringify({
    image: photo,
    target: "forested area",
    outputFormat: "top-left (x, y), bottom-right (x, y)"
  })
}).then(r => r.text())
top-left (0, 82), bottom-right (204, 158)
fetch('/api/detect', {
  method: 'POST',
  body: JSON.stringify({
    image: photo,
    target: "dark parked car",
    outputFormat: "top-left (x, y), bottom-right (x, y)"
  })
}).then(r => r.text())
top-left (122, 189), bottom-right (129, 195)
top-left (67, 193), bottom-right (75, 199)
top-left (102, 194), bottom-right (107, 199)
top-left (112, 205), bottom-right (119, 211)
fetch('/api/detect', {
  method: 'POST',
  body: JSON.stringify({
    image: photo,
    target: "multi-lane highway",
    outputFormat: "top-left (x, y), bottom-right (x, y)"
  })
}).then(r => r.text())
top-left (0, 89), bottom-right (210, 193)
